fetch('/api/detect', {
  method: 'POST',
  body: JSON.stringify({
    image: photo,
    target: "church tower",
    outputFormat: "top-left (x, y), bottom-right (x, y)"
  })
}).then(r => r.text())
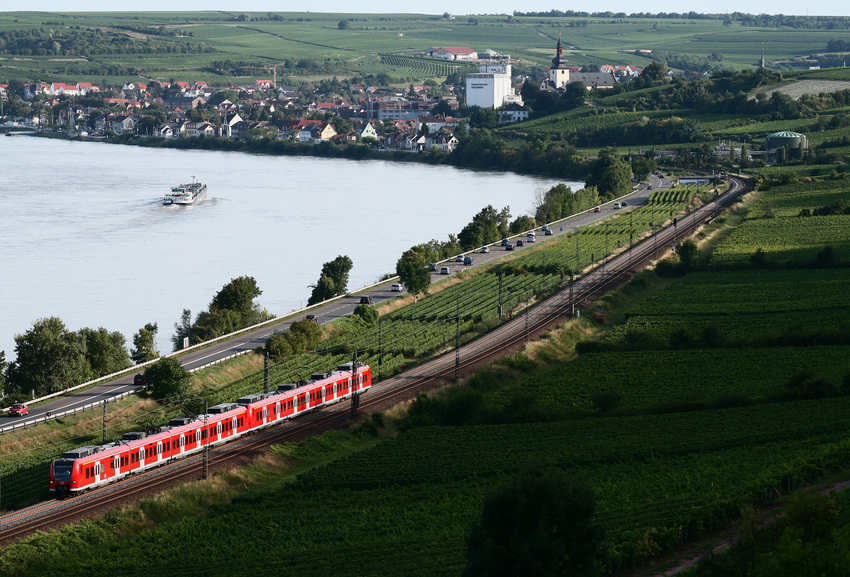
top-left (541, 34), bottom-right (571, 91)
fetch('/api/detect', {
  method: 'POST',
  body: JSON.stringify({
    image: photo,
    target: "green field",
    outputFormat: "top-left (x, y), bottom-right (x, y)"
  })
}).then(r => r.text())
top-left (1, 11), bottom-right (847, 84)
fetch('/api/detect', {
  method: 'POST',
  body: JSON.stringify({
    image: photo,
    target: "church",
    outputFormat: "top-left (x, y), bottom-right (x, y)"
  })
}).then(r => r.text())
top-left (540, 36), bottom-right (618, 92)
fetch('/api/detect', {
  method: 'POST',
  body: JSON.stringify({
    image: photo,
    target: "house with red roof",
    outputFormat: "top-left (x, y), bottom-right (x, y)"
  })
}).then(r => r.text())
top-left (49, 83), bottom-right (80, 97)
top-left (76, 82), bottom-right (100, 95)
top-left (426, 47), bottom-right (477, 61)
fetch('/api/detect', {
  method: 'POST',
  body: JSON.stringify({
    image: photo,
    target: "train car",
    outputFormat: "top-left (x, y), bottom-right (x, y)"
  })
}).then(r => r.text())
top-left (50, 364), bottom-right (370, 496)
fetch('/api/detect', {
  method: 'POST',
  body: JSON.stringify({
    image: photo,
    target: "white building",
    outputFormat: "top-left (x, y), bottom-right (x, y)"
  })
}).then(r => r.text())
top-left (540, 37), bottom-right (617, 91)
top-left (465, 62), bottom-right (523, 109)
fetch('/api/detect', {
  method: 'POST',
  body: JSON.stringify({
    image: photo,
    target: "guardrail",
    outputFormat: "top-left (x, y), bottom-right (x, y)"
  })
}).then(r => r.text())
top-left (0, 181), bottom-right (652, 425)
top-left (0, 386), bottom-right (143, 435)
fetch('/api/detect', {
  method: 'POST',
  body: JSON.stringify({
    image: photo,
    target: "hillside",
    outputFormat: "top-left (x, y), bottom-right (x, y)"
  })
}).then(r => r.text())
top-left (3, 174), bottom-right (850, 575)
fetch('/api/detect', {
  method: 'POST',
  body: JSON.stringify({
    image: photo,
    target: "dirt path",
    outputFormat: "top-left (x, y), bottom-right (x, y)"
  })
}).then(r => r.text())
top-left (634, 473), bottom-right (850, 576)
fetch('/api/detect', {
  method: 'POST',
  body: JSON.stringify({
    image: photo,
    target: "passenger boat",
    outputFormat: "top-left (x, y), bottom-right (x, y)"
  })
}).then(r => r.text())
top-left (163, 177), bottom-right (207, 205)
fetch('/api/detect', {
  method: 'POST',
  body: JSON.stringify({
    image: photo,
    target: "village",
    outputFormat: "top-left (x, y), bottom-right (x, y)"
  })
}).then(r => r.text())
top-left (0, 43), bottom-right (644, 153)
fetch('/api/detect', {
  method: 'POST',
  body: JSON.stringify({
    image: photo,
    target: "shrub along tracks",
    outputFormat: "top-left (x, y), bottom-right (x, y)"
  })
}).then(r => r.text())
top-left (0, 177), bottom-right (748, 544)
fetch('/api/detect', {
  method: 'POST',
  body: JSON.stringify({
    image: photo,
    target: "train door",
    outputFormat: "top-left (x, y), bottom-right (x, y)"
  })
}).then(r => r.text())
top-left (157, 441), bottom-right (163, 462)
top-left (139, 448), bottom-right (145, 468)
top-left (94, 462), bottom-right (102, 484)
top-left (215, 421), bottom-right (222, 442)
top-left (113, 455), bottom-right (120, 478)
top-left (178, 434), bottom-right (184, 456)
top-left (262, 406), bottom-right (268, 425)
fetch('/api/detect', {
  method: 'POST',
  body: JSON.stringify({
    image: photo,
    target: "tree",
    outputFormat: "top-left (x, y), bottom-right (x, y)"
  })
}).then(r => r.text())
top-left (143, 357), bottom-right (191, 403)
top-left (509, 215), bottom-right (537, 233)
top-left (5, 317), bottom-right (88, 396)
top-left (130, 322), bottom-right (159, 364)
top-left (676, 239), bottom-right (700, 272)
top-left (0, 351), bottom-right (7, 397)
top-left (78, 327), bottom-right (131, 378)
top-left (172, 309), bottom-right (194, 351)
top-left (396, 249), bottom-right (431, 299)
top-left (631, 157), bottom-right (657, 182)
top-left (470, 107), bottom-right (499, 129)
top-left (465, 467), bottom-right (604, 577)
top-left (210, 276), bottom-right (262, 319)
top-left (458, 205), bottom-right (511, 250)
top-left (337, 19), bottom-right (349, 30)
top-left (353, 304), bottom-right (379, 326)
top-left (308, 256), bottom-right (353, 305)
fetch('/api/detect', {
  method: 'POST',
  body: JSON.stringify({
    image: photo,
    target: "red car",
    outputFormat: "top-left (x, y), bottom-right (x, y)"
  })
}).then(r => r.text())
top-left (594, 206), bottom-right (601, 213)
top-left (9, 403), bottom-right (28, 417)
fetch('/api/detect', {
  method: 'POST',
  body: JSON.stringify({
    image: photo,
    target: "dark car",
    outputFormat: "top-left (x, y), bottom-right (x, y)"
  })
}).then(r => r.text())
top-left (544, 229), bottom-right (553, 236)
top-left (516, 239), bottom-right (524, 247)
top-left (359, 296), bottom-right (373, 305)
top-left (429, 263), bottom-right (438, 272)
top-left (306, 314), bottom-right (319, 323)
top-left (505, 243), bottom-right (514, 251)
top-left (133, 374), bottom-right (146, 386)
top-left (501, 238), bottom-right (509, 246)
top-left (464, 256), bottom-right (473, 266)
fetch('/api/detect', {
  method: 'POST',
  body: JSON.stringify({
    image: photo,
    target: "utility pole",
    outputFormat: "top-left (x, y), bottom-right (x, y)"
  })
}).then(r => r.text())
top-left (455, 293), bottom-right (460, 381)
top-left (102, 401), bottom-right (108, 444)
top-left (497, 269), bottom-right (503, 318)
top-left (263, 352), bottom-right (270, 394)
top-left (203, 402), bottom-right (209, 480)
top-left (378, 320), bottom-right (383, 380)
top-left (350, 351), bottom-right (360, 417)
top-left (569, 271), bottom-right (575, 317)
top-left (525, 292), bottom-right (530, 347)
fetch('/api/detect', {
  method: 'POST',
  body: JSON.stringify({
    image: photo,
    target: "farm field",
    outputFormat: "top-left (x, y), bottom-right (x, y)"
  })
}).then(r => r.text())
top-left (8, 397), bottom-right (850, 576)
top-left (710, 214), bottom-right (850, 266)
top-left (488, 344), bottom-right (850, 412)
top-left (0, 11), bottom-right (846, 83)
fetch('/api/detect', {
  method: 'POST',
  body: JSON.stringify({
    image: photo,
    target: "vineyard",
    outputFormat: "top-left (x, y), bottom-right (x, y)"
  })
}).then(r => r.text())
top-left (711, 214), bottom-right (850, 267)
top-left (377, 54), bottom-right (475, 77)
top-left (20, 397), bottom-right (850, 576)
top-left (745, 178), bottom-right (850, 217)
top-left (488, 344), bottom-right (850, 412)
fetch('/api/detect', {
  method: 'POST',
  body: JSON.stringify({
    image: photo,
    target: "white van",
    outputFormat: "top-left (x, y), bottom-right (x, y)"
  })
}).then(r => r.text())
top-left (391, 283), bottom-right (402, 292)
top-left (613, 202), bottom-right (621, 209)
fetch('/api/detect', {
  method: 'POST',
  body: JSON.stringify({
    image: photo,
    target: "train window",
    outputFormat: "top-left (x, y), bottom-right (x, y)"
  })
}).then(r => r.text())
top-left (85, 468), bottom-right (90, 479)
top-left (110, 461), bottom-right (114, 471)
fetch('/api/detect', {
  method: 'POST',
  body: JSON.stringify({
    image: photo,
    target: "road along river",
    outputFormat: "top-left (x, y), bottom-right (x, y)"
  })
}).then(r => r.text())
top-left (0, 135), bottom-right (578, 359)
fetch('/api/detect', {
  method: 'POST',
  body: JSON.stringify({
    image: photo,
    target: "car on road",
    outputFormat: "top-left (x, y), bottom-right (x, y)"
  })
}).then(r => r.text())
top-left (455, 255), bottom-right (465, 263)
top-left (480, 246), bottom-right (490, 253)
top-left (544, 228), bottom-right (553, 236)
top-left (429, 263), bottom-right (438, 272)
top-left (541, 225), bottom-right (550, 233)
top-left (9, 403), bottom-right (28, 417)
top-left (501, 238), bottom-right (509, 246)
top-left (464, 256), bottom-right (473, 266)
top-left (359, 296), bottom-right (373, 305)
top-left (594, 206), bottom-right (601, 212)
top-left (440, 267), bottom-right (450, 275)
top-left (391, 283), bottom-right (403, 292)
top-left (621, 200), bottom-right (628, 207)
top-left (133, 374), bottom-right (146, 386)
top-left (647, 186), bottom-right (653, 190)
top-left (505, 243), bottom-right (514, 251)
top-left (613, 202), bottom-right (621, 209)
top-left (516, 239), bottom-right (524, 247)
top-left (306, 314), bottom-right (318, 323)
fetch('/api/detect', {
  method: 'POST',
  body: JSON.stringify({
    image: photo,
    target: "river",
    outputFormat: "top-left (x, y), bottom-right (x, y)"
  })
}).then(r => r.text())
top-left (0, 136), bottom-right (580, 361)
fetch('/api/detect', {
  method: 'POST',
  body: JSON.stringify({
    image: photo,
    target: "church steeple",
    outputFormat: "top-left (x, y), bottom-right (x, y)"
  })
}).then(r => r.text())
top-left (551, 33), bottom-right (568, 69)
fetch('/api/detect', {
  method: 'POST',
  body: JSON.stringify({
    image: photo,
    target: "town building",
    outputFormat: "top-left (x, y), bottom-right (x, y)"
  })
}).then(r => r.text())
top-left (465, 61), bottom-right (523, 109)
top-left (540, 36), bottom-right (618, 92)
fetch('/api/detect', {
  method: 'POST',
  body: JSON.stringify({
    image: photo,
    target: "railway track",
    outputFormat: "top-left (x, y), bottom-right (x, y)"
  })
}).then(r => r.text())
top-left (0, 176), bottom-right (749, 544)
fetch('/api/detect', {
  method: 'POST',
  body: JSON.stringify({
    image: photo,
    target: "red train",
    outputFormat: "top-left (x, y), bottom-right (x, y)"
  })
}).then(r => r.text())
top-left (50, 363), bottom-right (371, 496)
